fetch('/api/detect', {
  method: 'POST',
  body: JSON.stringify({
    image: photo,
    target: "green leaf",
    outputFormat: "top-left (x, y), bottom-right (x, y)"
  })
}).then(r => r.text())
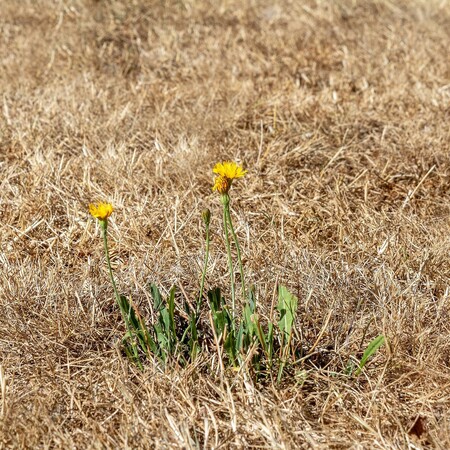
top-left (354, 335), bottom-right (385, 376)
top-left (254, 315), bottom-right (266, 352)
top-left (154, 319), bottom-right (168, 347)
top-left (247, 288), bottom-right (256, 314)
top-left (236, 321), bottom-right (246, 353)
top-left (223, 327), bottom-right (237, 363)
top-left (168, 287), bottom-right (177, 338)
top-left (119, 295), bottom-right (152, 356)
top-left (208, 289), bottom-right (232, 338)
top-left (213, 310), bottom-right (225, 336)
top-left (276, 286), bottom-right (298, 383)
top-left (150, 283), bottom-right (164, 312)
top-left (243, 303), bottom-right (257, 338)
top-left (277, 286), bottom-right (298, 344)
top-left (267, 322), bottom-right (274, 364)
top-left (208, 288), bottom-right (223, 312)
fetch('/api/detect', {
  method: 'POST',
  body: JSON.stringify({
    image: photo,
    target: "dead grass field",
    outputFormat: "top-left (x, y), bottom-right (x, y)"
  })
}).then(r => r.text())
top-left (1, 0), bottom-right (449, 448)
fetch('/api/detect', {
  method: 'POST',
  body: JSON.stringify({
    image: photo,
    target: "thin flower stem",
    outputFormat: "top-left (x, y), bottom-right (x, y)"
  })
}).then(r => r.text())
top-left (197, 221), bottom-right (210, 316)
top-left (221, 195), bottom-right (236, 326)
top-left (225, 204), bottom-right (246, 300)
top-left (101, 222), bottom-right (120, 304)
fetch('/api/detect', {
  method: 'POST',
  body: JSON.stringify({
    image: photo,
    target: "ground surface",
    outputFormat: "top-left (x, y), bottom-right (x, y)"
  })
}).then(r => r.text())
top-left (0, 0), bottom-right (449, 448)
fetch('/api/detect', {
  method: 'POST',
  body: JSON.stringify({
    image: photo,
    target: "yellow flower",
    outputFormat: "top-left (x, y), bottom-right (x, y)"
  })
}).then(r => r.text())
top-left (213, 161), bottom-right (247, 180)
top-left (89, 202), bottom-right (114, 221)
top-left (212, 161), bottom-right (246, 194)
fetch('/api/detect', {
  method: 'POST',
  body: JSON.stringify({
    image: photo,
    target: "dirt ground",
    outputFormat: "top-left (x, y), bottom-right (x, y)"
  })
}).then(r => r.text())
top-left (0, 0), bottom-right (449, 448)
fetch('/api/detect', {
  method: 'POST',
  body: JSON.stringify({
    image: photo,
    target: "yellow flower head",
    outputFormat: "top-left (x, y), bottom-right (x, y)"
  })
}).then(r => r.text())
top-left (212, 161), bottom-right (246, 194)
top-left (89, 202), bottom-right (114, 221)
top-left (213, 161), bottom-right (247, 180)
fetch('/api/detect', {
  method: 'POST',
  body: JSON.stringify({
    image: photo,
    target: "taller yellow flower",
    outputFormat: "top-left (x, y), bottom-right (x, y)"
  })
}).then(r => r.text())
top-left (213, 161), bottom-right (247, 180)
top-left (89, 202), bottom-right (114, 221)
top-left (211, 161), bottom-right (248, 322)
top-left (212, 161), bottom-right (247, 194)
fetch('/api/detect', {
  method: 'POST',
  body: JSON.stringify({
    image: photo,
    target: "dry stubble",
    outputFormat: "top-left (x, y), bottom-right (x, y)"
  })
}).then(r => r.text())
top-left (0, 0), bottom-right (449, 448)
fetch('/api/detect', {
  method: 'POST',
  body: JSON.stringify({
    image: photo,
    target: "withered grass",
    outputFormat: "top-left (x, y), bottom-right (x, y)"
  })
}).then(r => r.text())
top-left (1, 0), bottom-right (449, 448)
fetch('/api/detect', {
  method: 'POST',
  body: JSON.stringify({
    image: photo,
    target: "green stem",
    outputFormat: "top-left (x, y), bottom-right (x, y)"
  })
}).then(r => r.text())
top-left (221, 195), bottom-right (236, 327)
top-left (225, 203), bottom-right (246, 300)
top-left (197, 222), bottom-right (210, 316)
top-left (101, 221), bottom-right (141, 365)
top-left (101, 221), bottom-right (120, 304)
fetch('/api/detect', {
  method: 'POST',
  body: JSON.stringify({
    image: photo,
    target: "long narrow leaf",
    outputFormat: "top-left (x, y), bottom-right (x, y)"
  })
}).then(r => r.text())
top-left (355, 335), bottom-right (385, 376)
top-left (277, 286), bottom-right (298, 344)
top-left (151, 284), bottom-right (164, 312)
top-left (168, 287), bottom-right (176, 336)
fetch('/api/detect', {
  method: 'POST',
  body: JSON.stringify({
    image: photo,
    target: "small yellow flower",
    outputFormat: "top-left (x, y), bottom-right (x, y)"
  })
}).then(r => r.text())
top-left (89, 202), bottom-right (114, 221)
top-left (213, 161), bottom-right (247, 180)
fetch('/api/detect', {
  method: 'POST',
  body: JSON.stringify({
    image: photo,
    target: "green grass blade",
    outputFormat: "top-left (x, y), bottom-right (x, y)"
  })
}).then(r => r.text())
top-left (354, 335), bottom-right (385, 376)
top-left (267, 322), bottom-right (274, 365)
top-left (168, 287), bottom-right (177, 338)
top-left (254, 316), bottom-right (267, 354)
top-left (224, 327), bottom-right (237, 364)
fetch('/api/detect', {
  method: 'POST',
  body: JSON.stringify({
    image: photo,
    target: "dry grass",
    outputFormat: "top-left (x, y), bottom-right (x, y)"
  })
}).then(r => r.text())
top-left (1, 0), bottom-right (449, 448)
